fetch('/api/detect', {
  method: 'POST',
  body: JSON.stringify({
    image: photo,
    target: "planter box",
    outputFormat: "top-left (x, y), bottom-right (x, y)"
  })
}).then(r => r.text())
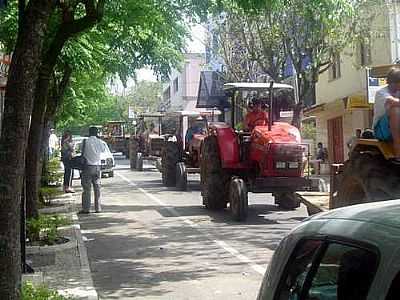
top-left (26, 227), bottom-right (76, 267)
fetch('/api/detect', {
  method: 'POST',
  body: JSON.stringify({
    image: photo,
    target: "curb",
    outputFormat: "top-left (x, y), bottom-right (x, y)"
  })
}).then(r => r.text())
top-left (72, 213), bottom-right (99, 300)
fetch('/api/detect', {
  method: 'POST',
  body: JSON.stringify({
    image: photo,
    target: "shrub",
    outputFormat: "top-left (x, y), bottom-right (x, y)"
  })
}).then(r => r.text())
top-left (27, 214), bottom-right (71, 246)
top-left (42, 158), bottom-right (63, 186)
top-left (22, 282), bottom-right (74, 300)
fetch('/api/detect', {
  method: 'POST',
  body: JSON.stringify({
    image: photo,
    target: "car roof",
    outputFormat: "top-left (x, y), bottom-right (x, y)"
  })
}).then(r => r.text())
top-left (311, 199), bottom-right (400, 229)
top-left (224, 82), bottom-right (293, 90)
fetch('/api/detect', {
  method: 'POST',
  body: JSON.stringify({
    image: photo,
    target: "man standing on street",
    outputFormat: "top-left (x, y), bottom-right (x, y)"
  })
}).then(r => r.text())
top-left (80, 126), bottom-right (109, 213)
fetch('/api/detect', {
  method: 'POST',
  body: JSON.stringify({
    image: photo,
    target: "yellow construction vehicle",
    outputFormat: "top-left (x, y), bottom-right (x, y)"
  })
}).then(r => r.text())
top-left (332, 64), bottom-right (400, 208)
top-left (299, 64), bottom-right (400, 215)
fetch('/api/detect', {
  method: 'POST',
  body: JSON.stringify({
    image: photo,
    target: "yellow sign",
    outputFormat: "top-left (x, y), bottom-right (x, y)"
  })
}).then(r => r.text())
top-left (346, 95), bottom-right (370, 110)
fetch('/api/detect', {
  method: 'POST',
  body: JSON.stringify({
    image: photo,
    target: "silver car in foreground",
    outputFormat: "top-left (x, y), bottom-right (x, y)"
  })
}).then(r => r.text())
top-left (257, 200), bottom-right (400, 300)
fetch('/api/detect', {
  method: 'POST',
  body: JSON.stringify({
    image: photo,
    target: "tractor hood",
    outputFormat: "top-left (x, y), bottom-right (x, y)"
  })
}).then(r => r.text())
top-left (252, 122), bottom-right (301, 145)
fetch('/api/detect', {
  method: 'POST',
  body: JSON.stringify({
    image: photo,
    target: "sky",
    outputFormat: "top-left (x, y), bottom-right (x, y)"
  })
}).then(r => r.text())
top-left (110, 24), bottom-right (206, 94)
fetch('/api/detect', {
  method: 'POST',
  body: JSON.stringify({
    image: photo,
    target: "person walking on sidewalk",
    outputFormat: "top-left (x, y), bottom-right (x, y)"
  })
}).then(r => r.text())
top-left (80, 126), bottom-right (109, 213)
top-left (61, 131), bottom-right (75, 193)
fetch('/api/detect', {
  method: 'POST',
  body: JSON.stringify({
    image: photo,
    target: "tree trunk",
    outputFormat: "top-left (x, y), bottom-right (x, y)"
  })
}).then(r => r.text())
top-left (24, 0), bottom-right (104, 219)
top-left (41, 121), bottom-right (50, 187)
top-left (26, 64), bottom-right (72, 218)
top-left (0, 1), bottom-right (54, 298)
top-left (25, 91), bottom-right (47, 219)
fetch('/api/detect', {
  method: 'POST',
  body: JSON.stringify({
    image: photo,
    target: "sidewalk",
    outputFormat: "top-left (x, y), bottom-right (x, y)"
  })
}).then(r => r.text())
top-left (24, 190), bottom-right (98, 300)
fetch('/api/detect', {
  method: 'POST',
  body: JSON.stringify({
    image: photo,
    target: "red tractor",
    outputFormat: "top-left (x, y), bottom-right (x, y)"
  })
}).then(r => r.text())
top-left (161, 110), bottom-right (219, 190)
top-left (200, 82), bottom-right (311, 221)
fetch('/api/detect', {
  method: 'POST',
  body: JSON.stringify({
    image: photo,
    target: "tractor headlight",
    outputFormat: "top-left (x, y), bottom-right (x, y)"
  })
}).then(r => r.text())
top-left (276, 162), bottom-right (286, 169)
top-left (288, 162), bottom-right (299, 169)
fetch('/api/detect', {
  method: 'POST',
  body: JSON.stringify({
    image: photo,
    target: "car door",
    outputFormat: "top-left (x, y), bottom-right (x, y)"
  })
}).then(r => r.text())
top-left (261, 237), bottom-right (379, 300)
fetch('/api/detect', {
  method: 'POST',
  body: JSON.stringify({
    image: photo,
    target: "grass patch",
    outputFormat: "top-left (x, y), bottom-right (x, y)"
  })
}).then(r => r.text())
top-left (22, 282), bottom-right (74, 300)
top-left (27, 214), bottom-right (71, 246)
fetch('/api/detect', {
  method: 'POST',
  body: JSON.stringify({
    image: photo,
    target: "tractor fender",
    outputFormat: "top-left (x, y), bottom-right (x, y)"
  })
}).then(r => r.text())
top-left (209, 123), bottom-right (240, 166)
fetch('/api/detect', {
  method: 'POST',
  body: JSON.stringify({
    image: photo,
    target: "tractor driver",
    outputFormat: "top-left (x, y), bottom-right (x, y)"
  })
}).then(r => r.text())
top-left (185, 117), bottom-right (205, 147)
top-left (374, 67), bottom-right (400, 162)
top-left (244, 98), bottom-right (269, 131)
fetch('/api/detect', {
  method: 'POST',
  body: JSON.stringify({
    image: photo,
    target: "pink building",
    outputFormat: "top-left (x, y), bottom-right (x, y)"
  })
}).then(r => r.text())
top-left (162, 53), bottom-right (205, 111)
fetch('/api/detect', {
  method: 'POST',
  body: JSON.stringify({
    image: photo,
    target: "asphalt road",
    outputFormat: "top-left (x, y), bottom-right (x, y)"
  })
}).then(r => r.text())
top-left (79, 155), bottom-right (309, 300)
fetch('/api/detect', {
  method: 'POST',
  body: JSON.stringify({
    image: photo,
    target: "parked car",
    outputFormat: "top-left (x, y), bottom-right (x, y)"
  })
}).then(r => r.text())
top-left (73, 137), bottom-right (115, 178)
top-left (257, 200), bottom-right (400, 300)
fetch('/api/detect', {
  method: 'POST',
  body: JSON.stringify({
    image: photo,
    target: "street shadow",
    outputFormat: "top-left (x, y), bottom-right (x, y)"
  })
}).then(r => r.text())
top-left (79, 213), bottom-right (236, 298)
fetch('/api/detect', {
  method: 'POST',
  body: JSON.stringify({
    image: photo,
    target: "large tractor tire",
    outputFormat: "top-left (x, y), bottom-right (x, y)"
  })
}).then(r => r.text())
top-left (274, 192), bottom-right (300, 210)
top-left (335, 153), bottom-right (400, 208)
top-left (162, 141), bottom-right (180, 187)
top-left (230, 178), bottom-right (248, 221)
top-left (130, 139), bottom-right (139, 170)
top-left (176, 162), bottom-right (188, 191)
top-left (200, 136), bottom-right (229, 210)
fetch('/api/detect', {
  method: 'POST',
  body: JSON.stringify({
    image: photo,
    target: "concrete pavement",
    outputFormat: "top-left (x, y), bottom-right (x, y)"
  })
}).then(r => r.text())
top-left (78, 157), bottom-right (308, 299)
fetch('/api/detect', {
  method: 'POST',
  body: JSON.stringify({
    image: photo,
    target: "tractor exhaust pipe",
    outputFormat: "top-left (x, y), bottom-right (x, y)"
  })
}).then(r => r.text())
top-left (268, 81), bottom-right (274, 131)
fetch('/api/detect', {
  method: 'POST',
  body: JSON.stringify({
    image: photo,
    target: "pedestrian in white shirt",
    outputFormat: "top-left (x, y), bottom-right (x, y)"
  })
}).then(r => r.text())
top-left (48, 129), bottom-right (59, 157)
top-left (80, 126), bottom-right (109, 213)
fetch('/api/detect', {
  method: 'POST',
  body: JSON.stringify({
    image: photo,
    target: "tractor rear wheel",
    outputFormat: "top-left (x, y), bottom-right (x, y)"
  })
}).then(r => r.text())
top-left (162, 141), bottom-right (180, 187)
top-left (230, 178), bottom-right (248, 221)
top-left (176, 162), bottom-right (188, 191)
top-left (200, 136), bottom-right (228, 210)
top-left (274, 192), bottom-right (300, 210)
top-left (335, 153), bottom-right (400, 208)
top-left (130, 139), bottom-right (139, 170)
top-left (136, 152), bottom-right (144, 171)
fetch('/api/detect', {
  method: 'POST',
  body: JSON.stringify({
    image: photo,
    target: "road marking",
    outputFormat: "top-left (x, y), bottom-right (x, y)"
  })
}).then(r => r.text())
top-left (117, 172), bottom-right (267, 275)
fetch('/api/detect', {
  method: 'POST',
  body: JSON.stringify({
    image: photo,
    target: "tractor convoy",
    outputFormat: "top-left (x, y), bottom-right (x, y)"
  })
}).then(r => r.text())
top-left (123, 67), bottom-right (400, 221)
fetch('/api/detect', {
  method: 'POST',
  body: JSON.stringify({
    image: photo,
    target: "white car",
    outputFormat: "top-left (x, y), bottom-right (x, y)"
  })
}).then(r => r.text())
top-left (73, 137), bottom-right (115, 177)
top-left (257, 200), bottom-right (400, 300)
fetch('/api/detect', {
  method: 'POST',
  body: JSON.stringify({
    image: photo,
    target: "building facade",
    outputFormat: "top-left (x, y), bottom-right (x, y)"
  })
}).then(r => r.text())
top-left (308, 6), bottom-right (395, 163)
top-left (161, 53), bottom-right (206, 112)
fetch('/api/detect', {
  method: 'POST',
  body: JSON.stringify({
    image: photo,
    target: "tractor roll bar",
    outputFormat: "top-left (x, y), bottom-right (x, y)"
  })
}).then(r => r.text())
top-left (268, 81), bottom-right (274, 131)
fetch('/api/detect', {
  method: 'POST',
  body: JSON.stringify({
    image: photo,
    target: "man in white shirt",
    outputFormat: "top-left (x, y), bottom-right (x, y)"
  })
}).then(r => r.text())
top-left (48, 129), bottom-right (59, 157)
top-left (373, 67), bottom-right (400, 161)
top-left (80, 126), bottom-right (109, 213)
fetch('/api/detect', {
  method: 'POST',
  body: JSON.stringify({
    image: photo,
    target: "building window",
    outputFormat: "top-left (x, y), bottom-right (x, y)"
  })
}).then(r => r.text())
top-left (329, 53), bottom-right (341, 81)
top-left (173, 78), bottom-right (179, 93)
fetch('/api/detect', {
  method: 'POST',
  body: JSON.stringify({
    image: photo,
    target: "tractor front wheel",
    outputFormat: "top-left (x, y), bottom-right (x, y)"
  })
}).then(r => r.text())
top-left (230, 178), bottom-right (248, 221)
top-left (176, 162), bottom-right (188, 191)
top-left (130, 139), bottom-right (139, 170)
top-left (200, 136), bottom-right (228, 210)
top-left (335, 153), bottom-right (400, 208)
top-left (162, 141), bottom-right (180, 186)
top-left (274, 192), bottom-right (300, 210)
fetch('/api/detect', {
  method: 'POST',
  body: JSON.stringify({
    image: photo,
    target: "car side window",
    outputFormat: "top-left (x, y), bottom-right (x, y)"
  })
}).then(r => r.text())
top-left (276, 239), bottom-right (323, 300)
top-left (385, 271), bottom-right (400, 300)
top-left (306, 243), bottom-right (377, 300)
top-left (275, 240), bottom-right (378, 300)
